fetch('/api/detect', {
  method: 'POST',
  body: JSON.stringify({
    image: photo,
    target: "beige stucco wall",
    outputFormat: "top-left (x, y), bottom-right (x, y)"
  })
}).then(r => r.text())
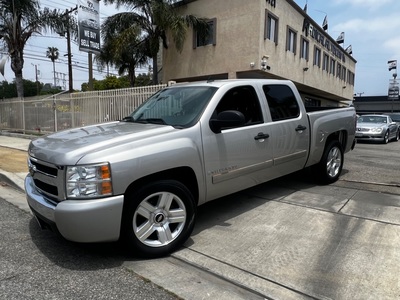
top-left (163, 0), bottom-right (356, 102)
top-left (163, 0), bottom-right (262, 79)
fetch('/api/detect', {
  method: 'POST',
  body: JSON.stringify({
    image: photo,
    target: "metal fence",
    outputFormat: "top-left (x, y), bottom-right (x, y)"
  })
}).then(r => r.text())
top-left (0, 84), bottom-right (166, 134)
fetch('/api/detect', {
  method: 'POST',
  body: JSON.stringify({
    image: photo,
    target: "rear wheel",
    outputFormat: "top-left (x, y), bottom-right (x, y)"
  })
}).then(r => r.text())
top-left (121, 180), bottom-right (196, 258)
top-left (395, 130), bottom-right (400, 142)
top-left (314, 140), bottom-right (343, 184)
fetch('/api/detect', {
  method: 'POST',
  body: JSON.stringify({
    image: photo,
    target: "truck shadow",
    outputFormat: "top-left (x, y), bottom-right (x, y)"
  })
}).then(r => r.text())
top-left (190, 169), bottom-right (318, 238)
top-left (28, 218), bottom-right (132, 270)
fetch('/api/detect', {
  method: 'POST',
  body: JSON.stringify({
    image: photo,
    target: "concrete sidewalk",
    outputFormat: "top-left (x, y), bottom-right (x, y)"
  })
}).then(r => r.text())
top-left (1, 134), bottom-right (400, 299)
top-left (0, 134), bottom-right (32, 192)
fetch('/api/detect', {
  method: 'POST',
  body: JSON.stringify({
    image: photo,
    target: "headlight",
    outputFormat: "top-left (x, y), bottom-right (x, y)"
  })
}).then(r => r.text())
top-left (66, 163), bottom-right (112, 199)
top-left (371, 128), bottom-right (383, 133)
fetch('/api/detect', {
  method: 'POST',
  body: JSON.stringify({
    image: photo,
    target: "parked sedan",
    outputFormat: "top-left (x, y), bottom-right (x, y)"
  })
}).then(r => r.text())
top-left (356, 114), bottom-right (399, 143)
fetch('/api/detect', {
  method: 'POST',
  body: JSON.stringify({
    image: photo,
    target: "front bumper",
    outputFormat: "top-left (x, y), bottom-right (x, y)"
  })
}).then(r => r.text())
top-left (25, 175), bottom-right (124, 243)
top-left (355, 132), bottom-right (385, 141)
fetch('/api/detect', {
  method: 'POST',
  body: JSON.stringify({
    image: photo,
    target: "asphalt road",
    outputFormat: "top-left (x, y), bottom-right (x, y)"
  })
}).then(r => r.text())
top-left (333, 139), bottom-right (400, 195)
top-left (0, 187), bottom-right (180, 300)
top-left (1, 138), bottom-right (400, 299)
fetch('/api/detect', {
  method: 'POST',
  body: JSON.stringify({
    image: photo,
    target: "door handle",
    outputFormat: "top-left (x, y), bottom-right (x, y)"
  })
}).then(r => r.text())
top-left (254, 132), bottom-right (270, 140)
top-left (295, 125), bottom-right (307, 131)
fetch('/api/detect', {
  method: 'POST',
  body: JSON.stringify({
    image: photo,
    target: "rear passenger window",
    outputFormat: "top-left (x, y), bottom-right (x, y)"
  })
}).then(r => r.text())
top-left (262, 85), bottom-right (300, 121)
top-left (214, 85), bottom-right (263, 125)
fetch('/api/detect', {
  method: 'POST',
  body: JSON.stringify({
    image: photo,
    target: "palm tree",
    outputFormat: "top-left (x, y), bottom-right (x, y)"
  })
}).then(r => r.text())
top-left (103, 0), bottom-right (209, 84)
top-left (0, 0), bottom-right (63, 98)
top-left (46, 47), bottom-right (59, 88)
top-left (97, 20), bottom-right (148, 87)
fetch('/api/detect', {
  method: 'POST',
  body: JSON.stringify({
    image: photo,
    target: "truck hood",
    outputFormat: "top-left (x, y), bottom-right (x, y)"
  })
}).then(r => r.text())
top-left (29, 121), bottom-right (176, 165)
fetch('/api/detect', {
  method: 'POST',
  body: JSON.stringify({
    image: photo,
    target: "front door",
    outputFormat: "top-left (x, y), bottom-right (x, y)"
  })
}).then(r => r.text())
top-left (201, 85), bottom-right (275, 201)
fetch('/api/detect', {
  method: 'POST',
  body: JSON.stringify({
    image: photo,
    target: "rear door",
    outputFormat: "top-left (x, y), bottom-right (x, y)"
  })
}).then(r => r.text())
top-left (261, 84), bottom-right (310, 177)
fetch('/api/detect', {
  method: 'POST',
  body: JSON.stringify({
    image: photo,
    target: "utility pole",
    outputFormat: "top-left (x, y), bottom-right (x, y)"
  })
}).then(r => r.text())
top-left (60, 6), bottom-right (77, 93)
top-left (32, 63), bottom-right (39, 95)
top-left (66, 24), bottom-right (73, 93)
top-left (88, 52), bottom-right (93, 91)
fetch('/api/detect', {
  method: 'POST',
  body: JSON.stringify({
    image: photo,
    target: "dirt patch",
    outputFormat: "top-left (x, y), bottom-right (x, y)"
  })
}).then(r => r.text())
top-left (0, 147), bottom-right (28, 173)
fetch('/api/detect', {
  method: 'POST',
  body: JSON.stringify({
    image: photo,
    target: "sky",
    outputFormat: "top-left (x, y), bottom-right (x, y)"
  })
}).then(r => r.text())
top-left (1, 0), bottom-right (400, 96)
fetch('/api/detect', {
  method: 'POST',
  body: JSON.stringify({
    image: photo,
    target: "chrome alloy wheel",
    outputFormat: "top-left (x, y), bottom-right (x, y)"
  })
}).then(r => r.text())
top-left (133, 191), bottom-right (187, 247)
top-left (326, 146), bottom-right (342, 178)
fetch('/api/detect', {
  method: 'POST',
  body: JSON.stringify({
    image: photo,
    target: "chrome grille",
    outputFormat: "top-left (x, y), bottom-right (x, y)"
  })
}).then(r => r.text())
top-left (357, 127), bottom-right (369, 132)
top-left (28, 157), bottom-right (65, 202)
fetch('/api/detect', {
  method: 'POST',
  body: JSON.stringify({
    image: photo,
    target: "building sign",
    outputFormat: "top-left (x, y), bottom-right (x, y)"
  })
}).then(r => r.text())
top-left (302, 18), bottom-right (346, 63)
top-left (388, 79), bottom-right (399, 101)
top-left (78, 0), bottom-right (100, 54)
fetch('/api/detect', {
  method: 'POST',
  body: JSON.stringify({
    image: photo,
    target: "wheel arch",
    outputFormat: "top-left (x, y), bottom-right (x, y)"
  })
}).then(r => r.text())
top-left (123, 167), bottom-right (199, 209)
top-left (326, 130), bottom-right (347, 151)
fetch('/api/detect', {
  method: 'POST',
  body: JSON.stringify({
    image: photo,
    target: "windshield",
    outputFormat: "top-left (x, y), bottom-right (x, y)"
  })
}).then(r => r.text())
top-left (358, 116), bottom-right (387, 124)
top-left (125, 86), bottom-right (218, 128)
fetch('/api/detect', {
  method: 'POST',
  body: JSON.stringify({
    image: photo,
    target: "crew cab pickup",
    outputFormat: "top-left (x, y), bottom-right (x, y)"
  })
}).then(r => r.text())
top-left (25, 79), bottom-right (356, 257)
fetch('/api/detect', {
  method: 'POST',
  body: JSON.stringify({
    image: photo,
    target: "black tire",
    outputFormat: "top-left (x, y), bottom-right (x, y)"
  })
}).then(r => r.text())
top-left (314, 140), bottom-right (344, 184)
top-left (383, 130), bottom-right (389, 144)
top-left (121, 180), bottom-right (196, 258)
top-left (395, 130), bottom-right (400, 142)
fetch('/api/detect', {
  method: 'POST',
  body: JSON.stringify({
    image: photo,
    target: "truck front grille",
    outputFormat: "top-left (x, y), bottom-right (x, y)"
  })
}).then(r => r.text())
top-left (28, 157), bottom-right (65, 201)
top-left (30, 159), bottom-right (58, 177)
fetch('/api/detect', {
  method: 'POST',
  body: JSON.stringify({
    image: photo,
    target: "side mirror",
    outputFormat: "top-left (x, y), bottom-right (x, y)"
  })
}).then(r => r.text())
top-left (209, 110), bottom-right (245, 133)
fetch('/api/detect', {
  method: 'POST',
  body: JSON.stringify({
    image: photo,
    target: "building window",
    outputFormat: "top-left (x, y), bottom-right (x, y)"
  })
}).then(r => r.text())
top-left (313, 46), bottom-right (321, 67)
top-left (265, 11), bottom-right (278, 44)
top-left (286, 27), bottom-right (297, 54)
top-left (300, 37), bottom-right (309, 61)
top-left (337, 64), bottom-right (342, 78)
top-left (330, 58), bottom-right (336, 75)
top-left (342, 67), bottom-right (347, 81)
top-left (323, 53), bottom-right (329, 72)
top-left (193, 18), bottom-right (217, 48)
top-left (347, 70), bottom-right (355, 85)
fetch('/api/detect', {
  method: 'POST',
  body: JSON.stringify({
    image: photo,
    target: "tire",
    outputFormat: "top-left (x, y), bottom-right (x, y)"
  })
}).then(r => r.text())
top-left (121, 180), bottom-right (196, 258)
top-left (314, 140), bottom-right (344, 184)
top-left (383, 130), bottom-right (389, 144)
top-left (395, 130), bottom-right (400, 142)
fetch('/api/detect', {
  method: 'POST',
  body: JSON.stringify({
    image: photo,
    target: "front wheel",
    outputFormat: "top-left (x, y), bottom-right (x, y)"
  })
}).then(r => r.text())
top-left (313, 140), bottom-right (344, 184)
top-left (121, 180), bottom-right (196, 258)
top-left (383, 130), bottom-right (389, 144)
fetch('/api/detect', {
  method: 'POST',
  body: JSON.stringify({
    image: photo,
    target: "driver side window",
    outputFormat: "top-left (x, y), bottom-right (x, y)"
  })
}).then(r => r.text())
top-left (214, 86), bottom-right (263, 126)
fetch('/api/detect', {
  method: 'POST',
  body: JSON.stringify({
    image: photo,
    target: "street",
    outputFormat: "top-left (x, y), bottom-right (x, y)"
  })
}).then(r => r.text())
top-left (0, 186), bottom-right (180, 300)
top-left (1, 139), bottom-right (400, 299)
top-left (334, 139), bottom-right (400, 195)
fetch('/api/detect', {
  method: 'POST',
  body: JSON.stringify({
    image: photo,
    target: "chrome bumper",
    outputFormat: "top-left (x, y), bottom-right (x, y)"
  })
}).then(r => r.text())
top-left (25, 175), bottom-right (124, 243)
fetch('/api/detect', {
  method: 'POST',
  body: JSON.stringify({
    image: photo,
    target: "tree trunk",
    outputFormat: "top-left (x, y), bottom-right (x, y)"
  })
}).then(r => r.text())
top-left (53, 62), bottom-right (56, 87)
top-left (14, 73), bottom-right (24, 99)
top-left (129, 68), bottom-right (136, 87)
top-left (10, 51), bottom-right (24, 98)
top-left (152, 55), bottom-right (158, 84)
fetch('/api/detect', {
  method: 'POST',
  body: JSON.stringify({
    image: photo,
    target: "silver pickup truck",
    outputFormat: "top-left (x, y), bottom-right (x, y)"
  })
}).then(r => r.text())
top-left (25, 79), bottom-right (356, 257)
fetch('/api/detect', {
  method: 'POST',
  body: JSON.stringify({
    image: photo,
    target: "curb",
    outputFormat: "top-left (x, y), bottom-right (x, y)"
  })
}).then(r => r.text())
top-left (0, 172), bottom-right (25, 193)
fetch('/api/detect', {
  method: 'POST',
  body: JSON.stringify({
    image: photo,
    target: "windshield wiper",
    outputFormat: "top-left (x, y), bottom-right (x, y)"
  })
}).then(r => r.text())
top-left (135, 118), bottom-right (167, 125)
top-left (121, 116), bottom-right (135, 122)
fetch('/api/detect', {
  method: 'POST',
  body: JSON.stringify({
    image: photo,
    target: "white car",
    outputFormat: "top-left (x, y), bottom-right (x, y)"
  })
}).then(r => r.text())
top-left (356, 114), bottom-right (400, 143)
